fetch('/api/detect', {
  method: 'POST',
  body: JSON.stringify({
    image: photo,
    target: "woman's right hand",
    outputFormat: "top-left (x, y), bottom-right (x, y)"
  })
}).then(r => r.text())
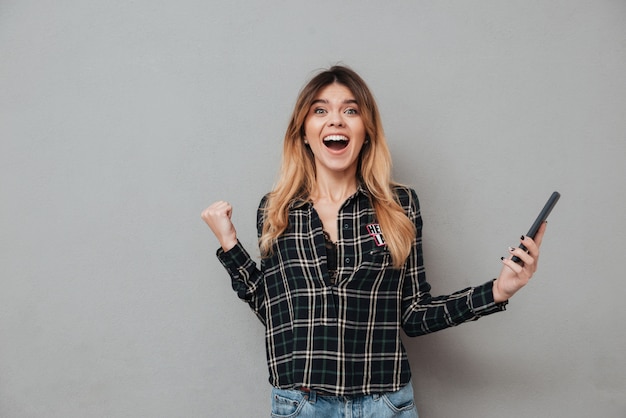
top-left (201, 201), bottom-right (238, 251)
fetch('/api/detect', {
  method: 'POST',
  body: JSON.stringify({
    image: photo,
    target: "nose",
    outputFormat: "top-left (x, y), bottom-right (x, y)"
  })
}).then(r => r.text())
top-left (328, 111), bottom-right (345, 127)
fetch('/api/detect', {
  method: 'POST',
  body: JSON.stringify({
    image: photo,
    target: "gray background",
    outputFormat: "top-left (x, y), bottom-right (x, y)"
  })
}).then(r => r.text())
top-left (1, 1), bottom-right (625, 417)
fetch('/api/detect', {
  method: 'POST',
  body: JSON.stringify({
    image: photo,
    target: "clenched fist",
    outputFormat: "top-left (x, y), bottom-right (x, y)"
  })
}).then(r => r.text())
top-left (201, 201), bottom-right (238, 251)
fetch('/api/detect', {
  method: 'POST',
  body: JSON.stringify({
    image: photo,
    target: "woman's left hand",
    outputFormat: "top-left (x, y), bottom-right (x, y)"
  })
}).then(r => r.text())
top-left (493, 221), bottom-right (547, 303)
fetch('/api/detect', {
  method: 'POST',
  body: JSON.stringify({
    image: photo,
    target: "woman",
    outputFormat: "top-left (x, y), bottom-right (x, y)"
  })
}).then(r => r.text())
top-left (202, 65), bottom-right (546, 417)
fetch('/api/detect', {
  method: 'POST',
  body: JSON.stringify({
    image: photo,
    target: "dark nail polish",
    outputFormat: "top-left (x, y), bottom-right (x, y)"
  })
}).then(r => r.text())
top-left (520, 235), bottom-right (525, 240)
top-left (500, 256), bottom-right (505, 261)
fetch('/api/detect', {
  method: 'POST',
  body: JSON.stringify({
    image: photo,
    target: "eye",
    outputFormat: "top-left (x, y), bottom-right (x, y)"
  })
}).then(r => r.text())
top-left (344, 108), bottom-right (359, 115)
top-left (313, 107), bottom-right (326, 114)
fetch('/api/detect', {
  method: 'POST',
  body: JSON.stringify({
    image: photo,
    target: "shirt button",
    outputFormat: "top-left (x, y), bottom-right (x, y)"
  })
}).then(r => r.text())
top-left (345, 258), bottom-right (351, 264)
top-left (343, 223), bottom-right (349, 229)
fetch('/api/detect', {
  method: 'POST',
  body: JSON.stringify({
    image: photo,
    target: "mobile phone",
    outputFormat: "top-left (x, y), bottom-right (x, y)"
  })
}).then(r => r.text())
top-left (511, 191), bottom-right (560, 264)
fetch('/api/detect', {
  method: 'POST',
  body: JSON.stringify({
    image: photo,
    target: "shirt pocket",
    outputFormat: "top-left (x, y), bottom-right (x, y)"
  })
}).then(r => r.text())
top-left (361, 247), bottom-right (391, 268)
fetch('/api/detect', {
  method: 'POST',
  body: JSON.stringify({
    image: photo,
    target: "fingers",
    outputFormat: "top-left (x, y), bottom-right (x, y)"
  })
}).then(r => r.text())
top-left (519, 221), bottom-right (547, 258)
top-left (495, 222), bottom-right (548, 301)
top-left (510, 222), bottom-right (546, 261)
top-left (201, 200), bottom-right (232, 224)
top-left (508, 241), bottom-right (536, 267)
top-left (500, 256), bottom-right (524, 275)
top-left (502, 227), bottom-right (544, 274)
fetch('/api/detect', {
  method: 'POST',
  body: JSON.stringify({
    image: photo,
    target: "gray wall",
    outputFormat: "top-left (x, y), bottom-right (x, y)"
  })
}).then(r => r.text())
top-left (1, 1), bottom-right (625, 417)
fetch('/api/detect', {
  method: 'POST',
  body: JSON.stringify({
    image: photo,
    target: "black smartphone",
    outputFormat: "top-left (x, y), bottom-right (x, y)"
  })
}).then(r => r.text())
top-left (512, 191), bottom-right (560, 264)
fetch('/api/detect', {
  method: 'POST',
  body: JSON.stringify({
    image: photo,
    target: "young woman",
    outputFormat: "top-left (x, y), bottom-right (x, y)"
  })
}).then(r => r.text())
top-left (202, 65), bottom-right (546, 418)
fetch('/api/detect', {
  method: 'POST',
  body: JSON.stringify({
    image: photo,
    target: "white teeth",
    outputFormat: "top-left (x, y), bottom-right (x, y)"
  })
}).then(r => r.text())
top-left (323, 135), bottom-right (348, 142)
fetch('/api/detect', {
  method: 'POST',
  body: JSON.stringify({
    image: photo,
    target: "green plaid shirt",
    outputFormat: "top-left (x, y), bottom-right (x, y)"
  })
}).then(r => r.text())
top-left (217, 186), bottom-right (506, 397)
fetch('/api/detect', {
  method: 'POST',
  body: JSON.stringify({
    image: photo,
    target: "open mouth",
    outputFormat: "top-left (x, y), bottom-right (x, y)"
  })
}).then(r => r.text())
top-left (323, 135), bottom-right (349, 150)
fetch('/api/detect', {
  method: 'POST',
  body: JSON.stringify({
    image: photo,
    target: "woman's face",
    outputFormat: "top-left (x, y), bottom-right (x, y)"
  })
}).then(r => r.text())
top-left (303, 83), bottom-right (367, 179)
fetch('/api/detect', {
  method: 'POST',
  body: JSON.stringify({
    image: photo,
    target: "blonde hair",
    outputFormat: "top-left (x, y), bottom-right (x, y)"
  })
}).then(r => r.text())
top-left (259, 66), bottom-right (415, 268)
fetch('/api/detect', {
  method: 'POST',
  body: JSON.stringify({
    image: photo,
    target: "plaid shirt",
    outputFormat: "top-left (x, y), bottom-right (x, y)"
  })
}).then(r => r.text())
top-left (217, 186), bottom-right (506, 397)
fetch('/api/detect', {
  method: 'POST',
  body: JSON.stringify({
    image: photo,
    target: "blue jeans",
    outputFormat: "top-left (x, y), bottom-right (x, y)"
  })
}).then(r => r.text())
top-left (270, 381), bottom-right (419, 418)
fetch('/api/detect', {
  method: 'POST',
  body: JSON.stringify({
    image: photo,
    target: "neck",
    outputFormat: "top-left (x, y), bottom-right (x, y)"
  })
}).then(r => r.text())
top-left (311, 170), bottom-right (359, 204)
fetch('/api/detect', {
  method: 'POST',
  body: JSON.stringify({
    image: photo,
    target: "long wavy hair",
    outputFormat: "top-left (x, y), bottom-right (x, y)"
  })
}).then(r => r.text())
top-left (259, 65), bottom-right (415, 268)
